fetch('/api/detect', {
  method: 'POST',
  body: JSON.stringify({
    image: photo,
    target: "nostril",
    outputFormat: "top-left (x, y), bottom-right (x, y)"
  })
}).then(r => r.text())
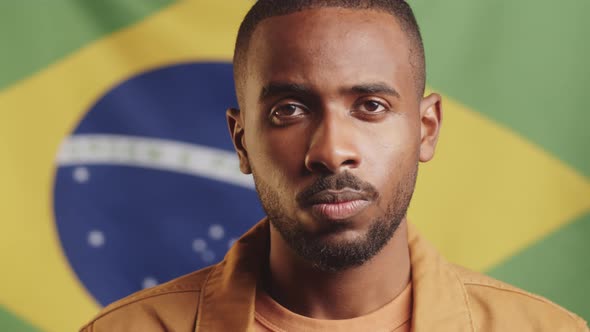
top-left (308, 161), bottom-right (332, 174)
top-left (306, 159), bottom-right (358, 174)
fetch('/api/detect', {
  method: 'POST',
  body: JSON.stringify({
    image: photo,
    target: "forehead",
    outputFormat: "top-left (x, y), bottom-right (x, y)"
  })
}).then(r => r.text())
top-left (245, 7), bottom-right (414, 99)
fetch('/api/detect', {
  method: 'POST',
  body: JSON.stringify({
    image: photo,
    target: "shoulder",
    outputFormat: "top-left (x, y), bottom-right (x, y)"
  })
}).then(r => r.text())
top-left (450, 264), bottom-right (588, 331)
top-left (79, 265), bottom-right (215, 332)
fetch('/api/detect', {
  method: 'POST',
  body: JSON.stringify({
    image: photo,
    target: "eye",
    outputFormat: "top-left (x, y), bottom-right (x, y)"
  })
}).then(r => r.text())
top-left (272, 103), bottom-right (306, 117)
top-left (269, 103), bottom-right (308, 125)
top-left (355, 100), bottom-right (388, 114)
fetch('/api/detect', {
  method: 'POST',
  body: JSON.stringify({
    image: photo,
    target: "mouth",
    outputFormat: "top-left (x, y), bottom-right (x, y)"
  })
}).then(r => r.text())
top-left (304, 190), bottom-right (372, 220)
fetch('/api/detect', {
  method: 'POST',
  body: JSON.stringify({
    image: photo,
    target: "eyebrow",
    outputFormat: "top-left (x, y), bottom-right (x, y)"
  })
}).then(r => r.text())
top-left (348, 83), bottom-right (401, 99)
top-left (260, 83), bottom-right (313, 101)
top-left (259, 82), bottom-right (401, 101)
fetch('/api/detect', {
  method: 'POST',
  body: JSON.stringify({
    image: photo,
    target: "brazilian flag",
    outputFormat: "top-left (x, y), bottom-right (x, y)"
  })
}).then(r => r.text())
top-left (1, 1), bottom-right (588, 331)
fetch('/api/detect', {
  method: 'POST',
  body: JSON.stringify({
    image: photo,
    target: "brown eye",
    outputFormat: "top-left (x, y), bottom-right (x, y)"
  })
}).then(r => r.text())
top-left (353, 99), bottom-right (389, 115)
top-left (269, 103), bottom-right (308, 125)
top-left (360, 100), bottom-right (386, 113)
top-left (272, 103), bottom-right (306, 117)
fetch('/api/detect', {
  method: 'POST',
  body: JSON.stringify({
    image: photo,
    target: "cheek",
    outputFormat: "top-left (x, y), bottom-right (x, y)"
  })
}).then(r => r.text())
top-left (362, 117), bottom-right (420, 190)
top-left (367, 113), bottom-right (419, 155)
top-left (245, 126), bottom-right (308, 188)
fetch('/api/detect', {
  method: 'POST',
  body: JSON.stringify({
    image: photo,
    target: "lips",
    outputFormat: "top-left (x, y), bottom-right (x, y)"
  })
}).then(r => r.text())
top-left (304, 190), bottom-right (372, 220)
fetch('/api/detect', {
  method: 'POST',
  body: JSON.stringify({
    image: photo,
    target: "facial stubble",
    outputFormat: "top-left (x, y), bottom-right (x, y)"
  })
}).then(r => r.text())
top-left (252, 165), bottom-right (418, 273)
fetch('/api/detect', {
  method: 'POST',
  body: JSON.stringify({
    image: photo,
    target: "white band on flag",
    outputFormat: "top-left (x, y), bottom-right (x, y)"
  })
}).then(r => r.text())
top-left (56, 134), bottom-right (254, 189)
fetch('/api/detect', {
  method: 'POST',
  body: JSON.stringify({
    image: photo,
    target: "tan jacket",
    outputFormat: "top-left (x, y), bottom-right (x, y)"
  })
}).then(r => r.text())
top-left (80, 219), bottom-right (588, 331)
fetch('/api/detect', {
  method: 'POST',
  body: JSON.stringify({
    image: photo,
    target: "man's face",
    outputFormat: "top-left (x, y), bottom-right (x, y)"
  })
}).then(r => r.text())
top-left (228, 8), bottom-right (441, 271)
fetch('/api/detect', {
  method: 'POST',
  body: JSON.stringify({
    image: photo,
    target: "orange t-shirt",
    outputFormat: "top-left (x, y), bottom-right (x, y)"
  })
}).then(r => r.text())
top-left (254, 282), bottom-right (412, 332)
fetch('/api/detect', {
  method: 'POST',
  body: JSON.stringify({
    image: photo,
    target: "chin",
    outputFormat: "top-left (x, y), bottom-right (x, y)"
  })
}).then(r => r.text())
top-left (314, 226), bottom-right (367, 244)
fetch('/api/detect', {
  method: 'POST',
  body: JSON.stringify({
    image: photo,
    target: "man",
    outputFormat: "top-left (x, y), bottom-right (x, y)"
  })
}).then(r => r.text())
top-left (81, 1), bottom-right (588, 331)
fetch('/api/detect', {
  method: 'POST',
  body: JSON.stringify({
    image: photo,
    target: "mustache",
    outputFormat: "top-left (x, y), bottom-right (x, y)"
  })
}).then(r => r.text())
top-left (296, 171), bottom-right (379, 206)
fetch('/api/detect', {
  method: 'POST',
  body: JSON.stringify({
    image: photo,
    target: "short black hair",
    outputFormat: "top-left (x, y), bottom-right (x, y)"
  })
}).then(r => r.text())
top-left (233, 0), bottom-right (426, 106)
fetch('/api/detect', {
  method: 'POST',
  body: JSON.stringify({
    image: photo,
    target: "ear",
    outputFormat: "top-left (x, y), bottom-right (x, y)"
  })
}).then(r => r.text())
top-left (226, 108), bottom-right (252, 174)
top-left (418, 93), bottom-right (443, 162)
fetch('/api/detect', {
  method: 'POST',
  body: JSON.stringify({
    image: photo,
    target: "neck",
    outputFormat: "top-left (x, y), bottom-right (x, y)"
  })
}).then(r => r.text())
top-left (264, 219), bottom-right (411, 320)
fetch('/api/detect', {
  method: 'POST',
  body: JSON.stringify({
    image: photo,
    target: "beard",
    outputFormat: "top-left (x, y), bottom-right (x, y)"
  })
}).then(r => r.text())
top-left (252, 165), bottom-right (418, 273)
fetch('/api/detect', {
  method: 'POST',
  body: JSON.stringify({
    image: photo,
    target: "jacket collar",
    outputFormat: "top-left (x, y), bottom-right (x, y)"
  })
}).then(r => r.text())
top-left (407, 223), bottom-right (475, 331)
top-left (196, 219), bottom-right (474, 331)
top-left (195, 218), bottom-right (269, 332)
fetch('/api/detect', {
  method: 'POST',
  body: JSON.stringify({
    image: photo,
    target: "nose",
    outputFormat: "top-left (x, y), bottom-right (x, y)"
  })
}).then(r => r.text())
top-left (304, 112), bottom-right (361, 174)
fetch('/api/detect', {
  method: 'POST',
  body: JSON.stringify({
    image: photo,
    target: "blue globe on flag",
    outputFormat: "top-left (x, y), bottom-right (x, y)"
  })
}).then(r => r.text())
top-left (53, 62), bottom-right (265, 306)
